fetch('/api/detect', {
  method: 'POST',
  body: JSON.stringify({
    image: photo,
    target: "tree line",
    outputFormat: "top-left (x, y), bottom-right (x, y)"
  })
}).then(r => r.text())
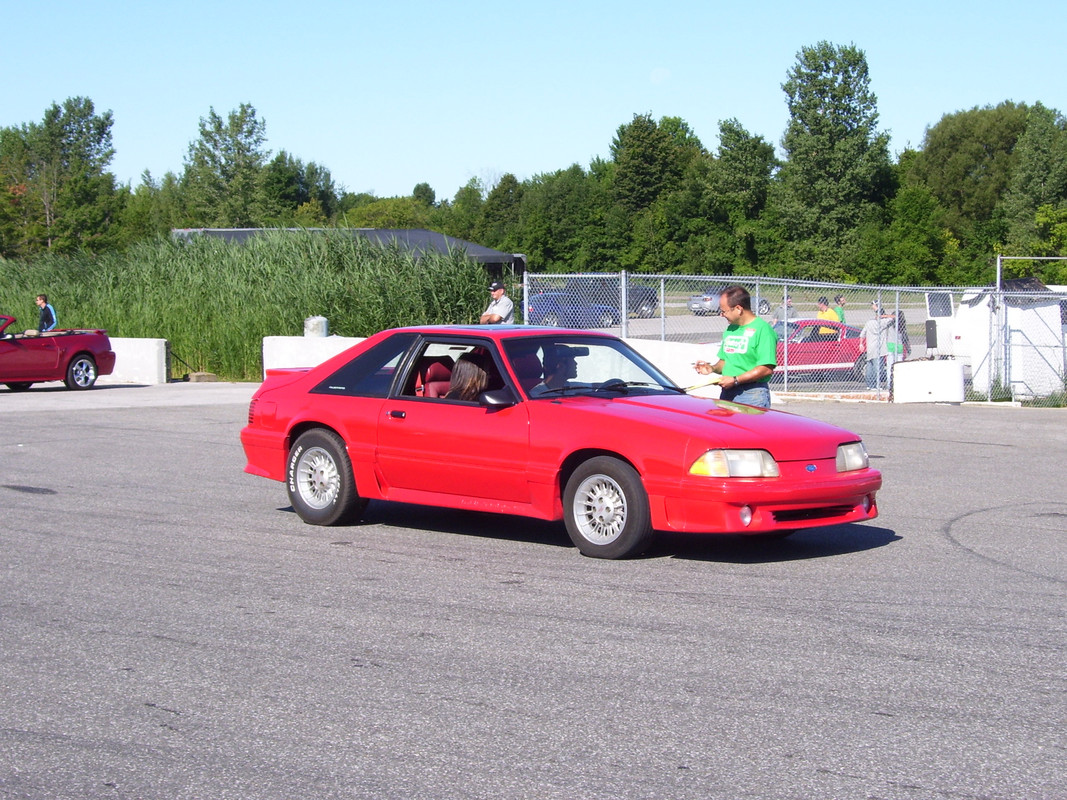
top-left (3, 42), bottom-right (1065, 286)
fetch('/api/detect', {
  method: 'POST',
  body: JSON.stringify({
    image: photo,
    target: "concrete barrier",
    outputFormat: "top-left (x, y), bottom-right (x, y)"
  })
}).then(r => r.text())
top-left (262, 335), bottom-right (364, 376)
top-left (893, 359), bottom-right (965, 403)
top-left (98, 338), bottom-right (170, 385)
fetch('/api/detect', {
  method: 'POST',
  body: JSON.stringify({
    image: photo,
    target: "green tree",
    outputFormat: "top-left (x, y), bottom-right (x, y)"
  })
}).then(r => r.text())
top-left (999, 103), bottom-right (1067, 257)
top-left (182, 103), bottom-right (269, 226)
top-left (777, 42), bottom-right (892, 278)
top-left (344, 197), bottom-right (431, 228)
top-left (439, 178), bottom-right (484, 241)
top-left (0, 97), bottom-right (121, 255)
top-left (905, 101), bottom-right (1029, 255)
top-left (258, 151), bottom-right (338, 225)
top-left (477, 173), bottom-right (523, 250)
top-left (611, 113), bottom-right (681, 214)
top-left (516, 164), bottom-right (601, 271)
top-left (412, 182), bottom-right (436, 207)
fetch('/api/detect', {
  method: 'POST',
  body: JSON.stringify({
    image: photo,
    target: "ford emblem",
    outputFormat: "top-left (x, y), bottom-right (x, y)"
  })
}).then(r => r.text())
top-left (806, 464), bottom-right (817, 472)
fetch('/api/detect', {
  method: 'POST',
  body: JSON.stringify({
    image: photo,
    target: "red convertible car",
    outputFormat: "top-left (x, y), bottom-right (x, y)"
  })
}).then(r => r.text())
top-left (241, 326), bottom-right (881, 559)
top-left (0, 314), bottom-right (116, 391)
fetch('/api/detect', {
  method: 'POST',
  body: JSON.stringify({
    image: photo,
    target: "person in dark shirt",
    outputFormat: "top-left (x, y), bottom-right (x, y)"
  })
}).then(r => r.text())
top-left (36, 294), bottom-right (57, 332)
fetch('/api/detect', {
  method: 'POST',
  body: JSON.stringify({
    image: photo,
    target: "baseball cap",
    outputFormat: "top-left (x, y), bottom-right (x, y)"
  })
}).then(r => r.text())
top-left (488, 281), bottom-right (505, 292)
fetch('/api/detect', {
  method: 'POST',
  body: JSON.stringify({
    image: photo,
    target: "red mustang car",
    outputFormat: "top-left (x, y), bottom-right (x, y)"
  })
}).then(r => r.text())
top-left (241, 326), bottom-right (881, 559)
top-left (774, 318), bottom-right (867, 379)
top-left (0, 314), bottom-right (116, 391)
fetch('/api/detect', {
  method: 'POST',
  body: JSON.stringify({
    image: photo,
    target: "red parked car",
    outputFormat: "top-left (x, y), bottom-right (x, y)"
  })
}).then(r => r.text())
top-left (0, 314), bottom-right (116, 391)
top-left (241, 326), bottom-right (881, 559)
top-left (774, 318), bottom-right (867, 379)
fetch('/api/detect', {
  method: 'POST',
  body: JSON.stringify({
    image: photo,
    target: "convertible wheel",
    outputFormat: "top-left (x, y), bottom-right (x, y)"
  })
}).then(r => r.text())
top-left (287, 429), bottom-right (367, 526)
top-left (5, 382), bottom-right (33, 392)
top-left (563, 456), bottom-right (653, 559)
top-left (64, 354), bottom-right (98, 389)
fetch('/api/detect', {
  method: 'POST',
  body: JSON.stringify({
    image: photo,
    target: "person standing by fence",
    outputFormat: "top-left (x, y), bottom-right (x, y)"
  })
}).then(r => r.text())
top-left (862, 301), bottom-right (895, 389)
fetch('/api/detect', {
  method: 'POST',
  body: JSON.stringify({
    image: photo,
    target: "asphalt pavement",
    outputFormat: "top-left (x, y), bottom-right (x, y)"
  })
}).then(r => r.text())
top-left (1, 382), bottom-right (1064, 799)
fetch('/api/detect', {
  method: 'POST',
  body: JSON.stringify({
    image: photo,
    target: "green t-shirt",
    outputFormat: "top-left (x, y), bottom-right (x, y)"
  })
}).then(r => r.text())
top-left (717, 317), bottom-right (778, 382)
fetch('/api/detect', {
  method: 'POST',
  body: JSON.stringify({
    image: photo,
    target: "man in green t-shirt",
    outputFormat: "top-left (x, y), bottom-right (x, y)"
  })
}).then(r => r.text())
top-left (694, 285), bottom-right (778, 408)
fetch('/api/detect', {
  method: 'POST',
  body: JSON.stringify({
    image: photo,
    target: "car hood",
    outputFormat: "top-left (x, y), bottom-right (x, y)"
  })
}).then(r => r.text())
top-left (551, 392), bottom-right (858, 460)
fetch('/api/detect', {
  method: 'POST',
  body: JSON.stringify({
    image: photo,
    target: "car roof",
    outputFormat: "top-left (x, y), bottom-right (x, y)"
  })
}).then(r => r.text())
top-left (384, 324), bottom-right (618, 342)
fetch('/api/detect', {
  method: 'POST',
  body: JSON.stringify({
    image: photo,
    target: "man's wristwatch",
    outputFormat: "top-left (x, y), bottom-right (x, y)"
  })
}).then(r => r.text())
top-left (733, 376), bottom-right (741, 388)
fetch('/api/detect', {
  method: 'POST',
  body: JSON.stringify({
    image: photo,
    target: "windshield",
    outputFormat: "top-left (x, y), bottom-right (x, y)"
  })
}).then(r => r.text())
top-left (503, 335), bottom-right (681, 398)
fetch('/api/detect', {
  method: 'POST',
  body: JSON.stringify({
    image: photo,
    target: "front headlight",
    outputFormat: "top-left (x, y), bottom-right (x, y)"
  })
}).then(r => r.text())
top-left (836, 442), bottom-right (869, 472)
top-left (689, 449), bottom-right (780, 478)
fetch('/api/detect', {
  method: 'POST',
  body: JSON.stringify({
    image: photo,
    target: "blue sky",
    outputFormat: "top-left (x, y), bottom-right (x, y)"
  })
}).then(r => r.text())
top-left (5, 0), bottom-right (1064, 201)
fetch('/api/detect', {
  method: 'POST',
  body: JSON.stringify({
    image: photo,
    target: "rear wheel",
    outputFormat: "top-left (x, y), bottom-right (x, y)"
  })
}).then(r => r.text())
top-left (5, 382), bottom-right (33, 392)
top-left (287, 429), bottom-right (367, 526)
top-left (563, 456), bottom-right (653, 559)
top-left (757, 299), bottom-right (771, 315)
top-left (596, 310), bottom-right (615, 327)
top-left (541, 312), bottom-right (560, 327)
top-left (65, 354), bottom-right (98, 389)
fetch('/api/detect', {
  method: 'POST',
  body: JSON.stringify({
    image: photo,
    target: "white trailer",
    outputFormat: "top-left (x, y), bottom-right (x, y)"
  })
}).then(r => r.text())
top-left (927, 279), bottom-right (1066, 398)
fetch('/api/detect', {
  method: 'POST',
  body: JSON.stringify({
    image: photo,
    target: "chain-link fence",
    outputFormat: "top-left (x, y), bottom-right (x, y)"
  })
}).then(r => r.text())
top-left (521, 272), bottom-right (1067, 407)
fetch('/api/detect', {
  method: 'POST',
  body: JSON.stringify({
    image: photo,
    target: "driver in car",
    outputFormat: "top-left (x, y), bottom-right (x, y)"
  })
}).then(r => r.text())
top-left (529, 346), bottom-right (578, 396)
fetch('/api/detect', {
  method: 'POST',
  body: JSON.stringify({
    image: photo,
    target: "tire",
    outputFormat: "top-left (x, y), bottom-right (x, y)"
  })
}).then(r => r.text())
top-left (596, 311), bottom-right (615, 327)
top-left (286, 429), bottom-right (367, 526)
top-left (563, 456), bottom-right (653, 559)
top-left (542, 312), bottom-right (560, 327)
top-left (5, 382), bottom-right (33, 392)
top-left (636, 301), bottom-right (656, 319)
top-left (757, 299), bottom-right (771, 315)
top-left (64, 354), bottom-right (98, 389)
top-left (851, 356), bottom-right (866, 382)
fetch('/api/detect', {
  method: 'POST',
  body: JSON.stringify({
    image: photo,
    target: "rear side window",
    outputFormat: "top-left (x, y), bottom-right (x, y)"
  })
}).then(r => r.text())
top-left (311, 333), bottom-right (416, 397)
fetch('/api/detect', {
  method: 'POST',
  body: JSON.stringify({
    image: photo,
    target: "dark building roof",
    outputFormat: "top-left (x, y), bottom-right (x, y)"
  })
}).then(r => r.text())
top-left (171, 227), bottom-right (525, 273)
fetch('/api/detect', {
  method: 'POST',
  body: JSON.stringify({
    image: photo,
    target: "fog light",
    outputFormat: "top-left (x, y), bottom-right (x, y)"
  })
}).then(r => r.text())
top-left (739, 505), bottom-right (753, 527)
top-left (862, 495), bottom-right (872, 513)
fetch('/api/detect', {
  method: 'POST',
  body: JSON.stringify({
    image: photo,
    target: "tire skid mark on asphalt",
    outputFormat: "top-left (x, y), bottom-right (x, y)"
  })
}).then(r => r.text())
top-left (941, 501), bottom-right (1067, 585)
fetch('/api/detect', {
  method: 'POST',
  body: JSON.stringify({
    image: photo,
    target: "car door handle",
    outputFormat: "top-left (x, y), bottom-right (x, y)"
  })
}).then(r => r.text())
top-left (389, 410), bottom-right (406, 419)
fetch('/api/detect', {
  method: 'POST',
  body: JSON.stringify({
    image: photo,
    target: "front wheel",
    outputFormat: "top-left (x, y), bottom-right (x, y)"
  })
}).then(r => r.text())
top-left (287, 429), bottom-right (367, 526)
top-left (757, 299), bottom-right (771, 315)
top-left (563, 456), bottom-right (653, 559)
top-left (65, 354), bottom-right (98, 389)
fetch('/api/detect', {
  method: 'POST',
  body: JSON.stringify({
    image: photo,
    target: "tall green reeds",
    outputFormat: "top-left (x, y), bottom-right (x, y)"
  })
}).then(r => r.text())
top-left (0, 231), bottom-right (490, 380)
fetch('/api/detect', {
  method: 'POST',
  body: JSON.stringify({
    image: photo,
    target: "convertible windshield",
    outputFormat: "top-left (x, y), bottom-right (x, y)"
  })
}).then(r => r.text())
top-left (503, 336), bottom-right (680, 398)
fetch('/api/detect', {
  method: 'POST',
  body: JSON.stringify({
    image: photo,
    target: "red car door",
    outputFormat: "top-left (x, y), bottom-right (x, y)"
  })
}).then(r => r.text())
top-left (375, 397), bottom-right (532, 503)
top-left (0, 337), bottom-right (60, 380)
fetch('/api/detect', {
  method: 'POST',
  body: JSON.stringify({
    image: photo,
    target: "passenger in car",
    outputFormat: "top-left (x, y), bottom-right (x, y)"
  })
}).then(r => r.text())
top-left (445, 353), bottom-right (490, 401)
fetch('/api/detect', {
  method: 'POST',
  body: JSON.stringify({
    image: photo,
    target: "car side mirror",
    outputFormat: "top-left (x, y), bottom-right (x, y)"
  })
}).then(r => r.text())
top-left (479, 388), bottom-right (519, 407)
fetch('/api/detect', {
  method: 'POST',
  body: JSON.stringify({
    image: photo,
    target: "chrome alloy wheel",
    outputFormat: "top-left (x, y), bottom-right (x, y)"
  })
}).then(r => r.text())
top-left (294, 445), bottom-right (340, 510)
top-left (571, 473), bottom-right (628, 545)
top-left (69, 357), bottom-right (97, 388)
